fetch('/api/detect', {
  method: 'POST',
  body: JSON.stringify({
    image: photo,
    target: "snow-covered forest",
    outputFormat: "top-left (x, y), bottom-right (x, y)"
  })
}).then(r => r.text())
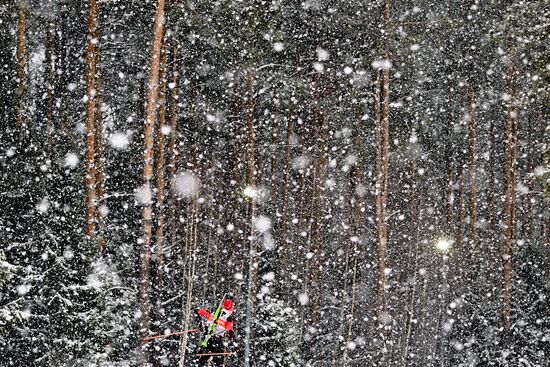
top-left (0, 0), bottom-right (549, 366)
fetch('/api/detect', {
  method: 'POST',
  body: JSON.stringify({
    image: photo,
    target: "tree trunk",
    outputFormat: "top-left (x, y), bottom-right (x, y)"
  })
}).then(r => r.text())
top-left (166, 42), bottom-right (180, 257)
top-left (45, 22), bottom-right (54, 156)
top-left (178, 194), bottom-right (199, 367)
top-left (94, 35), bottom-right (106, 254)
top-left (310, 108), bottom-right (328, 325)
top-left (402, 159), bottom-right (419, 364)
top-left (16, 7), bottom-right (26, 135)
top-left (457, 168), bottom-right (466, 293)
top-left (154, 39), bottom-right (169, 308)
top-left (502, 42), bottom-right (517, 335)
top-left (446, 150), bottom-right (455, 235)
top-left (138, 0), bottom-right (166, 364)
top-left (243, 67), bottom-right (257, 367)
top-left (84, 0), bottom-right (99, 239)
top-left (487, 116), bottom-right (499, 293)
top-left (375, 0), bottom-right (391, 328)
top-left (279, 111), bottom-right (292, 274)
top-left (342, 153), bottom-right (362, 366)
top-left (374, 67), bottom-right (385, 324)
top-left (467, 86), bottom-right (478, 266)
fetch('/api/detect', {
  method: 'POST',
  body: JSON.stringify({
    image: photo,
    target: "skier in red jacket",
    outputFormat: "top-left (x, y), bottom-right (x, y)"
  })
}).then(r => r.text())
top-left (193, 299), bottom-right (236, 366)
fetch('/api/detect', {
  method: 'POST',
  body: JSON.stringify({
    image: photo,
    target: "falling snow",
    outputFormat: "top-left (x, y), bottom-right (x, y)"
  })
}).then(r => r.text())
top-left (0, 1), bottom-right (548, 367)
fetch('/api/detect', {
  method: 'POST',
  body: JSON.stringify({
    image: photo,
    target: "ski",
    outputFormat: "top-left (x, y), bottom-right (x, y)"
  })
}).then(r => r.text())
top-left (200, 294), bottom-right (226, 347)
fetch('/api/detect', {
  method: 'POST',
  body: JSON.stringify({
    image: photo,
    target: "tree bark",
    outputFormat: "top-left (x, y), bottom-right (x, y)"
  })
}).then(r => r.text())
top-left (138, 0), bottom-right (166, 364)
top-left (85, 0), bottom-right (99, 239)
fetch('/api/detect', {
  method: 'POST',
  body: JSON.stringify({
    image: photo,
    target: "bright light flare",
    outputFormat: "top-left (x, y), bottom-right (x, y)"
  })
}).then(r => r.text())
top-left (243, 185), bottom-right (258, 198)
top-left (435, 238), bottom-right (452, 252)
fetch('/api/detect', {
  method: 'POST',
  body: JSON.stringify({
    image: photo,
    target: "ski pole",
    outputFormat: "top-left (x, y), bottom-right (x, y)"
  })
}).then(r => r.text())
top-left (192, 351), bottom-right (237, 357)
top-left (143, 328), bottom-right (199, 342)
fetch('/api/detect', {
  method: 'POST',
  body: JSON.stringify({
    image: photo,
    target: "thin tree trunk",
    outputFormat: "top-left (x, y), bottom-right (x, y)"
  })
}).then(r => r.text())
top-left (375, 77), bottom-right (390, 322)
top-left (467, 86), bottom-right (478, 265)
top-left (502, 42), bottom-right (517, 334)
top-left (310, 108), bottom-right (328, 326)
top-left (299, 105), bottom-right (319, 344)
top-left (94, 35), bottom-right (106, 254)
top-left (167, 42), bottom-right (179, 257)
top-left (227, 75), bottom-right (244, 297)
top-left (332, 138), bottom-right (354, 365)
top-left (243, 67), bottom-right (257, 367)
top-left (84, 0), bottom-right (99, 238)
top-left (16, 7), bottom-right (26, 135)
top-left (487, 117), bottom-right (499, 292)
top-left (522, 115), bottom-right (534, 240)
top-left (279, 112), bottom-right (292, 274)
top-left (179, 197), bottom-right (199, 367)
top-left (376, 0), bottom-right (391, 329)
top-left (446, 150), bottom-right (454, 235)
top-left (269, 102), bottom-right (280, 210)
top-left (95, 86), bottom-right (106, 253)
top-left (374, 67), bottom-right (385, 323)
top-left (458, 169), bottom-right (466, 293)
top-left (45, 22), bottom-right (54, 156)
top-left (138, 0), bottom-right (166, 364)
top-left (212, 209), bottom-right (220, 300)
top-left (154, 40), bottom-right (169, 307)
top-left (342, 156), bottom-right (362, 366)
top-left (402, 159), bottom-right (419, 364)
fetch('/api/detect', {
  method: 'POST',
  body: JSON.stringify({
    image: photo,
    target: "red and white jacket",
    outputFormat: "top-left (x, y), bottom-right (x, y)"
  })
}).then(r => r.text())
top-left (197, 299), bottom-right (235, 337)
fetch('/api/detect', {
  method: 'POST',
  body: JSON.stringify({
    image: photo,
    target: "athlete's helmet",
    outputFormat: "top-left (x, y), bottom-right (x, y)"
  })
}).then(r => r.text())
top-left (223, 299), bottom-right (235, 311)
